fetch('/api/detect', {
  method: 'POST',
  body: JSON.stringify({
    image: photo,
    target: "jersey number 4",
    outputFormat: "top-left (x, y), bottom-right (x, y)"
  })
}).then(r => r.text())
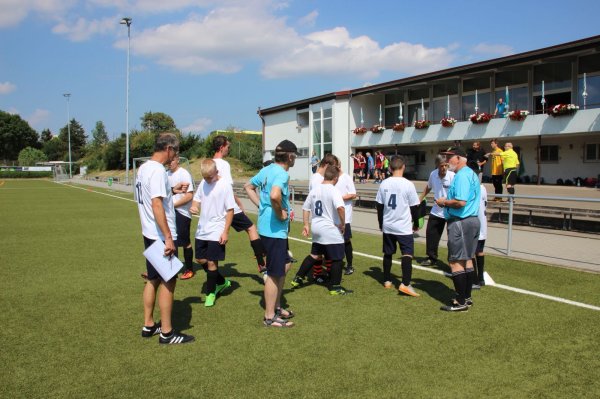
top-left (387, 194), bottom-right (397, 210)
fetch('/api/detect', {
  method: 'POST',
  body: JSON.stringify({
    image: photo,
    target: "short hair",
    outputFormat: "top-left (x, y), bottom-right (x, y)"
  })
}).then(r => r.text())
top-left (319, 153), bottom-right (337, 168)
top-left (212, 135), bottom-right (230, 154)
top-left (389, 155), bottom-right (405, 171)
top-left (200, 159), bottom-right (217, 179)
top-left (323, 165), bottom-right (339, 181)
top-left (155, 133), bottom-right (179, 152)
top-left (505, 142), bottom-right (513, 149)
top-left (490, 138), bottom-right (499, 144)
top-left (274, 151), bottom-right (293, 163)
top-left (434, 154), bottom-right (447, 167)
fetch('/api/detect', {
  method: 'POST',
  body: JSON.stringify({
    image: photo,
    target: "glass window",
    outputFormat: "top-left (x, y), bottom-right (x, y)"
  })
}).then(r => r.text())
top-left (433, 81), bottom-right (458, 97)
top-left (585, 143), bottom-right (600, 162)
top-left (534, 61), bottom-right (572, 92)
top-left (312, 106), bottom-right (332, 159)
top-left (385, 91), bottom-right (404, 104)
top-left (462, 93), bottom-right (491, 118)
top-left (579, 53), bottom-right (600, 74)
top-left (463, 76), bottom-right (490, 92)
top-left (408, 87), bottom-right (428, 101)
top-left (495, 86), bottom-right (529, 112)
top-left (323, 108), bottom-right (332, 118)
top-left (323, 119), bottom-right (332, 143)
top-left (385, 106), bottom-right (401, 126)
top-left (495, 70), bottom-right (528, 87)
top-left (578, 74), bottom-right (600, 109)
top-left (408, 102), bottom-right (429, 124)
top-left (297, 111), bottom-right (309, 127)
top-left (540, 145), bottom-right (559, 163)
top-left (432, 96), bottom-right (460, 122)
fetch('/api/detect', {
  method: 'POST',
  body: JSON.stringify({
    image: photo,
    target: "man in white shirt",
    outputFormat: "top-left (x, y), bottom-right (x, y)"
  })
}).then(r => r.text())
top-left (419, 155), bottom-right (455, 266)
top-left (212, 135), bottom-right (266, 272)
top-left (375, 156), bottom-right (421, 297)
top-left (335, 162), bottom-right (358, 275)
top-left (136, 133), bottom-right (194, 345)
top-left (292, 165), bottom-right (351, 295)
top-left (167, 155), bottom-right (195, 279)
top-left (190, 159), bottom-right (236, 307)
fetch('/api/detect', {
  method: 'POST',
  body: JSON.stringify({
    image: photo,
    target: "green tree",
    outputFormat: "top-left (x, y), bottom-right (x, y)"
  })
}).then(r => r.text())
top-left (140, 111), bottom-right (177, 134)
top-left (104, 135), bottom-right (126, 170)
top-left (40, 128), bottom-right (53, 143)
top-left (58, 119), bottom-right (87, 161)
top-left (0, 110), bottom-right (40, 161)
top-left (18, 146), bottom-right (48, 166)
top-left (42, 138), bottom-right (64, 161)
top-left (91, 121), bottom-right (109, 147)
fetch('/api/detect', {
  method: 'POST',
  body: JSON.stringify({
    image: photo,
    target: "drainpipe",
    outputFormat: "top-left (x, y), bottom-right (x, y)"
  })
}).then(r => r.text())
top-left (257, 107), bottom-right (265, 155)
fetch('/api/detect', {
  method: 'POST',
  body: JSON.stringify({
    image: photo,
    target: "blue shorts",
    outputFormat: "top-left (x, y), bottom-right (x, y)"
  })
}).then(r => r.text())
top-left (143, 236), bottom-right (177, 282)
top-left (231, 212), bottom-right (254, 232)
top-left (195, 239), bottom-right (226, 262)
top-left (343, 223), bottom-right (352, 242)
top-left (260, 235), bottom-right (290, 277)
top-left (311, 242), bottom-right (345, 261)
top-left (175, 212), bottom-right (191, 247)
top-left (382, 233), bottom-right (414, 256)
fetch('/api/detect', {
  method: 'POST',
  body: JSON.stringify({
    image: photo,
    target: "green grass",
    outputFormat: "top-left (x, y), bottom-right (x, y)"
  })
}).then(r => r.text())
top-left (1, 179), bottom-right (600, 398)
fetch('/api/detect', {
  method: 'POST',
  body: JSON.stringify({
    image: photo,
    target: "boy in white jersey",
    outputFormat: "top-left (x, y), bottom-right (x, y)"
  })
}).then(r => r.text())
top-left (189, 159), bottom-right (236, 307)
top-left (335, 162), bottom-right (358, 275)
top-left (472, 184), bottom-right (488, 289)
top-left (212, 135), bottom-right (267, 272)
top-left (292, 165), bottom-right (351, 295)
top-left (136, 133), bottom-right (194, 344)
top-left (375, 156), bottom-right (421, 297)
top-left (167, 155), bottom-right (195, 279)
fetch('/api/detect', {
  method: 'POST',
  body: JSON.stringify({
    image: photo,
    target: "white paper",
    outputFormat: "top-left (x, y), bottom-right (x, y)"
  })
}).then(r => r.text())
top-left (143, 240), bottom-right (183, 281)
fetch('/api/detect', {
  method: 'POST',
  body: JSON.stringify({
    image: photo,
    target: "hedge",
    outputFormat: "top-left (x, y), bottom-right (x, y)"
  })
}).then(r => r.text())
top-left (0, 171), bottom-right (53, 178)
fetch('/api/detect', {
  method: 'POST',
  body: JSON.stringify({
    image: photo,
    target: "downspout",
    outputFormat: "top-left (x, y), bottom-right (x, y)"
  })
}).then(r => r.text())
top-left (347, 92), bottom-right (353, 175)
top-left (257, 107), bottom-right (265, 155)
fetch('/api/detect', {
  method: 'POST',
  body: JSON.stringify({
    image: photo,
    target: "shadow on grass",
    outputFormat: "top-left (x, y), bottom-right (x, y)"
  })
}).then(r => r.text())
top-left (172, 296), bottom-right (201, 332)
top-left (221, 262), bottom-right (264, 285)
top-left (363, 266), bottom-right (401, 287)
top-left (411, 278), bottom-right (455, 304)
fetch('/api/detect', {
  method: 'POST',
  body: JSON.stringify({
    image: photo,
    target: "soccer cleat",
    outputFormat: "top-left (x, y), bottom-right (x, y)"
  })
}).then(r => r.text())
top-left (398, 283), bottom-right (420, 297)
top-left (215, 279), bottom-right (231, 295)
top-left (180, 269), bottom-right (195, 280)
top-left (158, 330), bottom-right (195, 345)
top-left (471, 284), bottom-right (481, 290)
top-left (440, 302), bottom-right (469, 312)
top-left (290, 276), bottom-right (304, 288)
top-left (419, 258), bottom-right (434, 266)
top-left (329, 286), bottom-right (353, 295)
top-left (465, 297), bottom-right (474, 307)
top-left (383, 281), bottom-right (394, 289)
top-left (204, 293), bottom-right (216, 307)
top-left (141, 321), bottom-right (161, 338)
top-left (344, 266), bottom-right (355, 275)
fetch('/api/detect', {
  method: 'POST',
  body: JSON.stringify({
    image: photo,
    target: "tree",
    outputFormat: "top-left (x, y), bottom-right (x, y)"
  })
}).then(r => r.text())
top-left (58, 119), bottom-right (87, 161)
top-left (42, 138), bottom-right (64, 161)
top-left (18, 147), bottom-right (47, 166)
top-left (140, 111), bottom-right (177, 134)
top-left (91, 121), bottom-right (109, 147)
top-left (40, 128), bottom-right (53, 143)
top-left (0, 110), bottom-right (40, 161)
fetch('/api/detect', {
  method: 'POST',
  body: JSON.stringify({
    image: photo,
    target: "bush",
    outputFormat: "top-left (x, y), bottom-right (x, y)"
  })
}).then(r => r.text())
top-left (0, 171), bottom-right (52, 178)
top-left (18, 147), bottom-right (47, 166)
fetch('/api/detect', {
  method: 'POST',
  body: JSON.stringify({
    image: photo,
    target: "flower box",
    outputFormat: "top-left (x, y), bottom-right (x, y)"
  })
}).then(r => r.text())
top-left (370, 124), bottom-right (385, 133)
top-left (414, 120), bottom-right (431, 129)
top-left (392, 123), bottom-right (406, 132)
top-left (441, 117), bottom-right (457, 127)
top-left (353, 127), bottom-right (367, 135)
top-left (548, 104), bottom-right (579, 117)
top-left (469, 112), bottom-right (492, 124)
top-left (508, 110), bottom-right (529, 121)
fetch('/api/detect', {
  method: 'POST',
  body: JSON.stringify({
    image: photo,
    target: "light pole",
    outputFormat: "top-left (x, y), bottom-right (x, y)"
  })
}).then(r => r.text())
top-left (120, 17), bottom-right (132, 185)
top-left (63, 93), bottom-right (72, 178)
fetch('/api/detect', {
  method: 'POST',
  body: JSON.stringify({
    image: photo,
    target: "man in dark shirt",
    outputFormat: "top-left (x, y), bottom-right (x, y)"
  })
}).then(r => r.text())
top-left (466, 141), bottom-right (486, 182)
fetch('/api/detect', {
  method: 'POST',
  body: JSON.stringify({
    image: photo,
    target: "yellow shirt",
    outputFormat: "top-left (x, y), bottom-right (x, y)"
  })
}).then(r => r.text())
top-left (500, 149), bottom-right (519, 169)
top-left (490, 147), bottom-right (503, 175)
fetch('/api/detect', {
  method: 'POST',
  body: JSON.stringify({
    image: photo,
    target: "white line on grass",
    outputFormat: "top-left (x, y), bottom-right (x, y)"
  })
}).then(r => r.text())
top-left (288, 236), bottom-right (600, 312)
top-left (60, 182), bottom-right (600, 312)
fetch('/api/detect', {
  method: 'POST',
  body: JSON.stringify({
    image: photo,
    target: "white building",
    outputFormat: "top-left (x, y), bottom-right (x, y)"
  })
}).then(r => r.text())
top-left (258, 35), bottom-right (600, 184)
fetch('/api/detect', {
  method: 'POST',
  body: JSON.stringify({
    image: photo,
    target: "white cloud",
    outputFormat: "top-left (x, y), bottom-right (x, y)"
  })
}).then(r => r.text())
top-left (472, 43), bottom-right (514, 57)
top-left (298, 10), bottom-right (318, 27)
top-left (0, 0), bottom-right (75, 28)
top-left (52, 16), bottom-right (117, 41)
top-left (26, 108), bottom-right (51, 128)
top-left (181, 117), bottom-right (211, 134)
top-left (0, 81), bottom-right (17, 94)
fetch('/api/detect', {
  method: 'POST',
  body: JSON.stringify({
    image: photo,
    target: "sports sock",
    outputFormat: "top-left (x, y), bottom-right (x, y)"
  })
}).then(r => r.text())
top-left (465, 267), bottom-right (475, 298)
top-left (452, 270), bottom-right (467, 305)
top-left (328, 260), bottom-right (343, 287)
top-left (476, 255), bottom-right (485, 282)
top-left (344, 241), bottom-right (353, 267)
top-left (312, 258), bottom-right (324, 276)
top-left (216, 270), bottom-right (225, 286)
top-left (383, 254), bottom-right (392, 282)
top-left (324, 259), bottom-right (332, 273)
top-left (401, 256), bottom-right (413, 286)
top-left (206, 269), bottom-right (219, 294)
top-left (250, 239), bottom-right (265, 266)
top-left (297, 255), bottom-right (316, 278)
top-left (183, 247), bottom-right (193, 270)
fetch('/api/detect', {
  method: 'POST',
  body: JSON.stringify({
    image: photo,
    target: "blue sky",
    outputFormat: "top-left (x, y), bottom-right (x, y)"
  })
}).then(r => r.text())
top-left (0, 0), bottom-right (599, 139)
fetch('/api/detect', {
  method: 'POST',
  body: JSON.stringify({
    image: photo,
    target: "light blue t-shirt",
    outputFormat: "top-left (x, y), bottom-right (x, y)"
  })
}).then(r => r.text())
top-left (444, 166), bottom-right (480, 219)
top-left (249, 163), bottom-right (290, 238)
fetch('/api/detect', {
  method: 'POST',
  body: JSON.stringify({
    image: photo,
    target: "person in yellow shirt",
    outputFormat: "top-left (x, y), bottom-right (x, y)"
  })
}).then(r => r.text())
top-left (489, 142), bottom-right (519, 198)
top-left (488, 139), bottom-right (504, 201)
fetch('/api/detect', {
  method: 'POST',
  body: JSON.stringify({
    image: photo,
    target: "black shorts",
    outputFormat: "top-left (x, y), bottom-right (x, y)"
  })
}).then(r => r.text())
top-left (343, 223), bottom-right (352, 241)
top-left (143, 236), bottom-right (177, 282)
top-left (353, 168), bottom-right (361, 174)
top-left (175, 212), bottom-right (191, 247)
top-left (504, 168), bottom-right (517, 186)
top-left (476, 239), bottom-right (486, 254)
top-left (382, 233), bottom-right (414, 256)
top-left (231, 212), bottom-right (254, 232)
top-left (310, 242), bottom-right (345, 261)
top-left (195, 239), bottom-right (226, 262)
top-left (260, 235), bottom-right (290, 277)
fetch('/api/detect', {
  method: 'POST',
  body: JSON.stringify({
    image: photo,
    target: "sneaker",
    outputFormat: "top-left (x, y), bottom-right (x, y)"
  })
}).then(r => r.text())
top-left (215, 279), bottom-right (231, 295)
top-left (440, 302), bottom-right (469, 312)
top-left (159, 330), bottom-right (195, 344)
top-left (471, 284), bottom-right (481, 290)
top-left (290, 276), bottom-right (304, 288)
top-left (419, 258), bottom-right (435, 266)
top-left (383, 281), bottom-right (394, 289)
top-left (141, 321), bottom-right (161, 338)
top-left (453, 298), bottom-right (473, 308)
top-left (329, 286), bottom-right (353, 295)
top-left (344, 266), bottom-right (355, 275)
top-left (204, 293), bottom-right (216, 307)
top-left (398, 283), bottom-right (420, 297)
top-left (180, 269), bottom-right (195, 280)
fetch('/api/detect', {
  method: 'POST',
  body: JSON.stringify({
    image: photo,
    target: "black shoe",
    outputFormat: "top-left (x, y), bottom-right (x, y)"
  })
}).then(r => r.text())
top-left (344, 266), bottom-right (355, 275)
top-left (440, 302), bottom-right (469, 312)
top-left (465, 297), bottom-right (473, 307)
top-left (471, 284), bottom-right (481, 290)
top-left (479, 280), bottom-right (486, 287)
top-left (141, 321), bottom-right (161, 338)
top-left (159, 330), bottom-right (195, 345)
top-left (419, 258), bottom-right (434, 266)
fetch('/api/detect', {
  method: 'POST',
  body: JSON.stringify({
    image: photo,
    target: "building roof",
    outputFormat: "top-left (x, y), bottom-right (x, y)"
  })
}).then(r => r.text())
top-left (258, 34), bottom-right (600, 115)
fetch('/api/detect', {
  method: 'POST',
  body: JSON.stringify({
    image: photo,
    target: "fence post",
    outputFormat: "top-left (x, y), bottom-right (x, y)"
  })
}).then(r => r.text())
top-left (507, 196), bottom-right (514, 256)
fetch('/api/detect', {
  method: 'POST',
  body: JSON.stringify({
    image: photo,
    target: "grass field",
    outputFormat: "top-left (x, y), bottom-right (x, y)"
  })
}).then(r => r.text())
top-left (1, 179), bottom-right (599, 398)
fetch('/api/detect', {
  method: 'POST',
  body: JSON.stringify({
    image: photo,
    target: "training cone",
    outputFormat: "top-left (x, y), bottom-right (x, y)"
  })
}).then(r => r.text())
top-left (483, 271), bottom-right (496, 286)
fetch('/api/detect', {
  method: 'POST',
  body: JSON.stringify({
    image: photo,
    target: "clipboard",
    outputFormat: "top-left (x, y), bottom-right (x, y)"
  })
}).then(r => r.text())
top-left (143, 240), bottom-right (183, 281)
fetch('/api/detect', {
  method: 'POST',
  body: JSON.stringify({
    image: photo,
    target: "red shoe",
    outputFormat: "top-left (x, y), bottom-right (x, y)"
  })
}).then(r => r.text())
top-left (180, 270), bottom-right (195, 280)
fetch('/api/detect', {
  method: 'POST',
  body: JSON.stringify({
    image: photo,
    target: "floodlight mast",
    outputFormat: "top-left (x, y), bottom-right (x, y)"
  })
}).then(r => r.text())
top-left (63, 93), bottom-right (72, 178)
top-left (120, 17), bottom-right (132, 185)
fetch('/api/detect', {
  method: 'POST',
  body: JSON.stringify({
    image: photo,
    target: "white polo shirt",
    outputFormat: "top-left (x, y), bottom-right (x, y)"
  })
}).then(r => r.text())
top-left (426, 169), bottom-right (455, 218)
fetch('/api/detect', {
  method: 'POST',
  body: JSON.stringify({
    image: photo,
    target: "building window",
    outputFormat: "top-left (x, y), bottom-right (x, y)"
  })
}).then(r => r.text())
top-left (297, 109), bottom-right (309, 127)
top-left (585, 143), bottom-right (600, 162)
top-left (297, 147), bottom-right (309, 158)
top-left (312, 106), bottom-right (332, 159)
top-left (540, 145), bottom-right (559, 163)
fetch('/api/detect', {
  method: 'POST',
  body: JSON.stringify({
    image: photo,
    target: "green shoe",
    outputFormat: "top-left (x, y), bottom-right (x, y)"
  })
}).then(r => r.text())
top-left (215, 279), bottom-right (231, 295)
top-left (204, 293), bottom-right (216, 307)
top-left (329, 286), bottom-right (353, 296)
top-left (290, 276), bottom-right (303, 288)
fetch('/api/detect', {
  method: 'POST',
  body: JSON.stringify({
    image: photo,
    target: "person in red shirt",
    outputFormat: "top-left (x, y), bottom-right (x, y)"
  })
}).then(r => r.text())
top-left (356, 152), bottom-right (366, 183)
